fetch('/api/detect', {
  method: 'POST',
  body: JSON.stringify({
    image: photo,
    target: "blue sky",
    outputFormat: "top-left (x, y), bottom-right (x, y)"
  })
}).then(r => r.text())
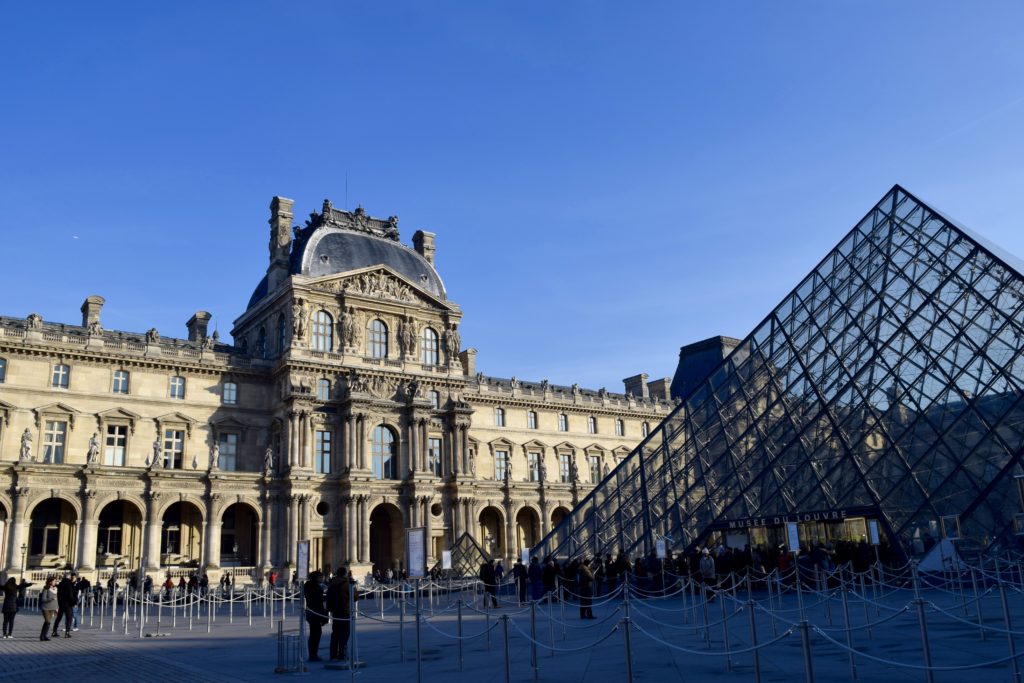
top-left (2, 1), bottom-right (1023, 389)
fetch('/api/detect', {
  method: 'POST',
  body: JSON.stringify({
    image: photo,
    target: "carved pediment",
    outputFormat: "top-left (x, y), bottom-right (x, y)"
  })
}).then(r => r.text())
top-left (96, 407), bottom-right (142, 434)
top-left (583, 443), bottom-right (606, 454)
top-left (34, 402), bottom-right (80, 429)
top-left (154, 412), bottom-right (198, 437)
top-left (553, 441), bottom-right (578, 453)
top-left (612, 446), bottom-right (631, 458)
top-left (487, 437), bottom-right (515, 453)
top-left (309, 266), bottom-right (455, 310)
top-left (521, 439), bottom-right (549, 452)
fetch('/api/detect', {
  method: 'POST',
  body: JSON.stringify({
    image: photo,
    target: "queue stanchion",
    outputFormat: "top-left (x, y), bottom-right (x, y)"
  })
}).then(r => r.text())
top-left (230, 585), bottom-right (234, 624)
top-left (501, 614), bottom-right (512, 683)
top-left (157, 592), bottom-right (163, 633)
top-left (971, 567), bottom-right (986, 641)
top-left (485, 590), bottom-right (491, 651)
top-left (415, 578), bottom-right (422, 683)
top-left (999, 579), bottom-right (1022, 683)
top-left (207, 593), bottom-right (213, 633)
top-left (719, 582), bottom-right (733, 671)
top-left (139, 591), bottom-right (145, 639)
top-left (701, 584), bottom-right (711, 647)
top-left (124, 590), bottom-right (130, 636)
top-left (457, 598), bottom-right (464, 672)
top-left (621, 613), bottom-right (634, 683)
top-left (548, 597), bottom-right (556, 651)
top-left (399, 583), bottom-right (406, 663)
top-left (859, 573), bottom-right (871, 640)
top-left (188, 591), bottom-right (194, 632)
top-left (747, 593), bottom-right (762, 683)
top-left (270, 587), bottom-right (274, 628)
top-left (840, 577), bottom-right (857, 681)
top-left (911, 562), bottom-right (934, 683)
top-left (530, 600), bottom-right (538, 678)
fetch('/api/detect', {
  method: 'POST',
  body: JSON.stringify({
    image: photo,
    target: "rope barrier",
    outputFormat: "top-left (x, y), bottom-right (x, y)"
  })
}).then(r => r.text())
top-left (508, 618), bottom-right (621, 653)
top-left (629, 618), bottom-right (796, 655)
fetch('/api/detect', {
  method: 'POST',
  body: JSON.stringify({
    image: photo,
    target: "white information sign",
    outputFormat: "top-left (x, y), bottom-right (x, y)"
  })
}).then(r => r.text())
top-left (786, 522), bottom-right (800, 553)
top-left (407, 527), bottom-right (427, 578)
top-left (442, 550), bottom-right (453, 570)
top-left (868, 519), bottom-right (880, 546)
top-left (297, 540), bottom-right (310, 581)
top-left (656, 538), bottom-right (667, 559)
top-left (521, 548), bottom-right (530, 566)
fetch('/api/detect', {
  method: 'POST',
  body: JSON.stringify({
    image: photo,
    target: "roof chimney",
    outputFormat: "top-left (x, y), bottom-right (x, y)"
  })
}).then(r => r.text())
top-left (186, 311), bottom-right (212, 342)
top-left (81, 295), bottom-right (105, 328)
top-left (623, 373), bottom-right (650, 399)
top-left (413, 230), bottom-right (436, 265)
top-left (267, 196), bottom-right (295, 292)
top-left (647, 377), bottom-right (671, 401)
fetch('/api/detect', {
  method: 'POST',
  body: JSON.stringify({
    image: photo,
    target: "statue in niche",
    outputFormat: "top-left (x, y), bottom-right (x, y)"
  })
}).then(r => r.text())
top-left (87, 433), bottom-right (100, 464)
top-left (291, 298), bottom-right (308, 340)
top-left (150, 439), bottom-right (163, 469)
top-left (405, 378), bottom-right (421, 400)
top-left (340, 306), bottom-right (360, 348)
top-left (210, 441), bottom-right (220, 471)
top-left (538, 457), bottom-right (546, 483)
top-left (19, 428), bottom-right (33, 462)
top-left (264, 445), bottom-right (275, 474)
top-left (468, 449), bottom-right (476, 476)
top-left (146, 328), bottom-right (160, 344)
top-left (400, 316), bottom-right (416, 356)
top-left (570, 458), bottom-right (579, 483)
top-left (603, 462), bottom-right (610, 478)
top-left (444, 324), bottom-right (461, 360)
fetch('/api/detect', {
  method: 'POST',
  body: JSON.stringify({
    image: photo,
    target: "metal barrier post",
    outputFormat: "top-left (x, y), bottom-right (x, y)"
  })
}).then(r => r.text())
top-left (702, 584), bottom-right (711, 647)
top-left (799, 618), bottom-right (815, 683)
top-left (999, 581), bottom-right (1022, 683)
top-left (502, 614), bottom-right (512, 683)
top-left (859, 573), bottom-right (871, 640)
top-left (485, 590), bottom-right (492, 651)
top-left (457, 599), bottom-right (464, 672)
top-left (415, 578), bottom-right (422, 683)
top-left (720, 586), bottom-right (733, 671)
top-left (230, 586), bottom-right (234, 624)
top-left (399, 585), bottom-right (406, 662)
top-left (139, 591), bottom-right (145, 639)
top-left (548, 598), bottom-right (556, 652)
top-left (841, 582), bottom-right (857, 680)
top-left (911, 562), bottom-right (935, 683)
top-left (207, 594), bottom-right (213, 633)
top-left (971, 567), bottom-right (986, 641)
top-left (622, 616), bottom-right (634, 683)
top-left (747, 598), bottom-right (762, 683)
top-left (530, 600), bottom-right (538, 679)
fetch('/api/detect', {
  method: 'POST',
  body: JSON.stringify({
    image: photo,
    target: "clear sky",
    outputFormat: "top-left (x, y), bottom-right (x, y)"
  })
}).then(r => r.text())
top-left (2, 1), bottom-right (1023, 389)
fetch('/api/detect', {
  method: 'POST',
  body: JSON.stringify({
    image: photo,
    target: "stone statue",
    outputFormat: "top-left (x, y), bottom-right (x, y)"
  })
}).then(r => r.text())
top-left (538, 457), bottom-right (546, 483)
top-left (540, 379), bottom-right (550, 393)
top-left (150, 439), bottom-right (163, 469)
top-left (475, 372), bottom-right (484, 384)
top-left (341, 307), bottom-right (359, 347)
top-left (264, 445), bottom-right (275, 474)
top-left (406, 379), bottom-right (421, 400)
top-left (26, 313), bottom-right (43, 330)
top-left (504, 462), bottom-right (512, 483)
top-left (468, 449), bottom-right (476, 476)
top-left (291, 298), bottom-right (308, 340)
top-left (210, 442), bottom-right (220, 471)
top-left (571, 383), bottom-right (581, 397)
top-left (202, 333), bottom-right (215, 350)
top-left (347, 369), bottom-right (368, 393)
top-left (603, 462), bottom-right (610, 478)
top-left (146, 328), bottom-right (160, 343)
top-left (87, 433), bottom-right (100, 464)
top-left (444, 324), bottom-right (461, 360)
top-left (570, 458), bottom-right (579, 483)
top-left (510, 376), bottom-right (520, 389)
top-left (87, 320), bottom-right (102, 336)
top-left (400, 316), bottom-right (416, 356)
top-left (19, 428), bottom-right (33, 462)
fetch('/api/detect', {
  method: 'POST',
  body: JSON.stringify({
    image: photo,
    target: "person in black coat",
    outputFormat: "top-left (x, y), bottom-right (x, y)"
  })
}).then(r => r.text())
top-left (479, 560), bottom-right (499, 608)
top-left (53, 572), bottom-right (77, 638)
top-left (304, 571), bottom-right (327, 662)
top-left (326, 569), bottom-right (359, 661)
top-left (512, 559), bottom-right (528, 605)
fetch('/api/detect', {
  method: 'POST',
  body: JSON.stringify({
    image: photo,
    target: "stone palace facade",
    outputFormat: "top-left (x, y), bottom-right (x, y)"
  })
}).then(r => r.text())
top-left (0, 198), bottom-right (673, 582)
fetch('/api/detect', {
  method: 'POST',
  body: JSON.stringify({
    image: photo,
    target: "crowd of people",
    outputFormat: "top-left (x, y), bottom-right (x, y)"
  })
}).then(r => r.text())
top-left (1, 571), bottom-right (91, 641)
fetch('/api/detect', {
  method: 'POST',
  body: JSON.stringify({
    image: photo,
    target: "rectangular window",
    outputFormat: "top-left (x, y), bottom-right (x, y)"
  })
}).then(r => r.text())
top-left (588, 416), bottom-right (597, 434)
top-left (428, 437), bottom-right (443, 476)
top-left (315, 430), bottom-right (331, 474)
top-left (528, 452), bottom-right (540, 482)
top-left (494, 408), bottom-right (505, 427)
top-left (615, 419), bottom-right (624, 437)
top-left (559, 453), bottom-right (571, 483)
top-left (52, 364), bottom-right (70, 389)
top-left (222, 382), bottom-right (238, 405)
top-left (112, 370), bottom-right (130, 394)
top-left (102, 528), bottom-right (123, 556)
top-left (527, 411), bottom-right (537, 430)
top-left (429, 391), bottom-right (441, 409)
top-left (0, 357), bottom-right (7, 383)
top-left (170, 376), bottom-right (186, 399)
top-left (317, 379), bottom-right (330, 401)
top-left (43, 420), bottom-right (67, 464)
top-left (589, 455), bottom-right (601, 483)
top-left (558, 414), bottom-right (568, 432)
top-left (495, 449), bottom-right (509, 481)
top-left (163, 429), bottom-right (185, 469)
top-left (104, 425), bottom-right (127, 466)
top-left (219, 432), bottom-right (238, 471)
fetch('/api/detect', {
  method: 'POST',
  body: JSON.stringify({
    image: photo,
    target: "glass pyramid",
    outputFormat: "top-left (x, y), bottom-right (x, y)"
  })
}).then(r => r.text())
top-left (433, 532), bottom-right (491, 577)
top-left (533, 185), bottom-right (1024, 561)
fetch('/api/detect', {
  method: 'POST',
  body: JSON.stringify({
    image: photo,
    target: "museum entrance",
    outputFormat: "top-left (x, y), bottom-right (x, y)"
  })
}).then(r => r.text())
top-left (369, 503), bottom-right (403, 575)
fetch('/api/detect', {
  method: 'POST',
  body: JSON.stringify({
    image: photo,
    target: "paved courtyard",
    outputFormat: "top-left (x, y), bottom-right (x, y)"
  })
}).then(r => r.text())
top-left (2, 578), bottom-right (1023, 682)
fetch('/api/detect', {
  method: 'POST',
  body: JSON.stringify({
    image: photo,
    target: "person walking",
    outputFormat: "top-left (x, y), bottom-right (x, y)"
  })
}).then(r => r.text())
top-left (53, 572), bottom-right (76, 637)
top-left (304, 571), bottom-right (327, 662)
top-left (39, 577), bottom-right (58, 641)
top-left (578, 558), bottom-right (595, 619)
top-left (2, 577), bottom-right (30, 638)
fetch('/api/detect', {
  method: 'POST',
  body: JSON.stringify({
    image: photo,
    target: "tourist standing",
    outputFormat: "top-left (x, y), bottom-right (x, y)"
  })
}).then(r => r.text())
top-left (578, 559), bottom-right (595, 619)
top-left (2, 577), bottom-right (30, 638)
top-left (528, 557), bottom-right (543, 601)
top-left (53, 572), bottom-right (76, 637)
top-left (479, 559), bottom-right (499, 608)
top-left (304, 571), bottom-right (327, 662)
top-left (512, 558), bottom-right (528, 605)
top-left (39, 577), bottom-right (58, 641)
top-left (326, 568), bottom-right (358, 661)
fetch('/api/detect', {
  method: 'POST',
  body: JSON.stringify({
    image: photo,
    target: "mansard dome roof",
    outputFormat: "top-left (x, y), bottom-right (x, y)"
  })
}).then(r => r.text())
top-left (247, 203), bottom-right (446, 309)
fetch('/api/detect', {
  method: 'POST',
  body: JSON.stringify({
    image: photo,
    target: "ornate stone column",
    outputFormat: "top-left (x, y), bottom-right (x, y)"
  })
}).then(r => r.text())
top-left (144, 491), bottom-right (162, 572)
top-left (301, 412), bottom-right (312, 469)
top-left (448, 497), bottom-right (459, 542)
top-left (357, 415), bottom-right (367, 470)
top-left (358, 495), bottom-right (370, 563)
top-left (261, 494), bottom-right (274, 569)
top-left (6, 488), bottom-right (30, 573)
top-left (287, 494), bottom-right (299, 567)
top-left (299, 494), bottom-right (310, 541)
top-left (408, 417), bottom-right (419, 476)
top-left (204, 493), bottom-right (222, 569)
top-left (422, 496), bottom-right (434, 562)
top-left (344, 496), bottom-right (356, 565)
top-left (289, 411), bottom-right (300, 468)
top-left (463, 499), bottom-right (473, 541)
top-left (77, 490), bottom-right (98, 571)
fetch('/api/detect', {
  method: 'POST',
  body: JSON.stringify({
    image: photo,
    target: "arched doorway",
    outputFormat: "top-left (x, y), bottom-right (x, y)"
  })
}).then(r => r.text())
top-left (479, 506), bottom-right (504, 558)
top-left (29, 498), bottom-right (78, 568)
top-left (515, 507), bottom-right (540, 555)
top-left (161, 501), bottom-right (203, 566)
top-left (369, 503), bottom-right (403, 575)
top-left (96, 500), bottom-right (143, 570)
top-left (220, 503), bottom-right (259, 567)
top-left (551, 506), bottom-right (570, 529)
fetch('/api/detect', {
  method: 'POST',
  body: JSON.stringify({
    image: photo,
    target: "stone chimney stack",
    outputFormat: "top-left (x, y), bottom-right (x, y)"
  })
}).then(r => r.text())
top-left (413, 230), bottom-right (436, 265)
top-left (647, 377), bottom-right (672, 401)
top-left (623, 373), bottom-right (650, 399)
top-left (80, 295), bottom-right (105, 328)
top-left (267, 196), bottom-right (295, 292)
top-left (459, 348), bottom-right (476, 376)
top-left (186, 311), bottom-right (212, 342)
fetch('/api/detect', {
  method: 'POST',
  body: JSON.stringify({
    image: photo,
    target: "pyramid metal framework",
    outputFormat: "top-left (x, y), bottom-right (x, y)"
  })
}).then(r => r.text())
top-left (532, 185), bottom-right (1024, 561)
top-left (432, 532), bottom-right (491, 577)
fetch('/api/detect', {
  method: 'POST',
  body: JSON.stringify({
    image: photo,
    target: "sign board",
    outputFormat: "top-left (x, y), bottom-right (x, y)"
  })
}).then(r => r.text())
top-left (296, 540), bottom-right (310, 581)
top-left (655, 538), bottom-right (667, 559)
top-left (868, 520), bottom-right (880, 546)
top-left (786, 522), bottom-right (800, 553)
top-left (407, 527), bottom-right (427, 578)
top-left (521, 548), bottom-right (530, 566)
top-left (442, 550), bottom-right (453, 570)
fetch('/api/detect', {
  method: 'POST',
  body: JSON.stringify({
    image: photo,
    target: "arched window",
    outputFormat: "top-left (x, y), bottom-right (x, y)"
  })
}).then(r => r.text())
top-left (615, 419), bottom-right (624, 436)
top-left (372, 425), bottom-right (398, 480)
top-left (277, 315), bottom-right (287, 356)
top-left (312, 311), bottom-right (333, 352)
top-left (558, 414), bottom-right (568, 432)
top-left (257, 326), bottom-right (268, 359)
top-left (642, 421), bottom-right (650, 437)
top-left (587, 416), bottom-right (597, 434)
top-left (420, 327), bottom-right (439, 365)
top-left (368, 319), bottom-right (389, 359)
top-left (317, 378), bottom-right (331, 401)
top-left (494, 407), bottom-right (506, 427)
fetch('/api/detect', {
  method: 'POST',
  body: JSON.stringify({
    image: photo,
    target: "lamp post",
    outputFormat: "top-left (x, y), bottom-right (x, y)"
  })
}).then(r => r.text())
top-left (20, 543), bottom-right (27, 578)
